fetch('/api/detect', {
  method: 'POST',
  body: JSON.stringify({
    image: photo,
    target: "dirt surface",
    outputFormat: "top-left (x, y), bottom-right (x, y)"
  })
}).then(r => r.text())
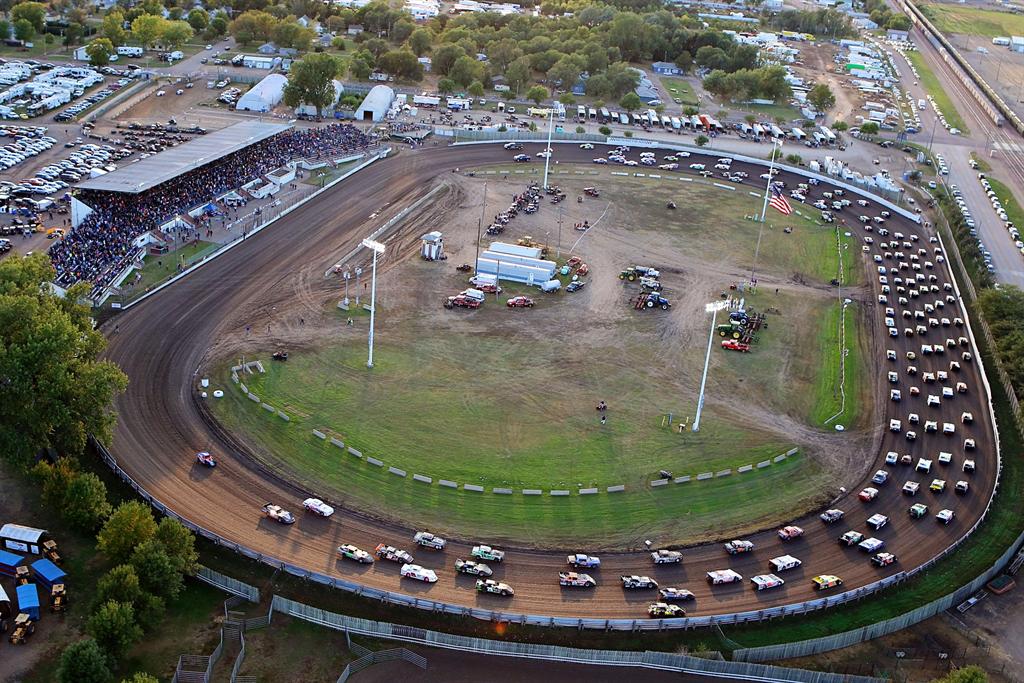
top-left (102, 142), bottom-right (996, 620)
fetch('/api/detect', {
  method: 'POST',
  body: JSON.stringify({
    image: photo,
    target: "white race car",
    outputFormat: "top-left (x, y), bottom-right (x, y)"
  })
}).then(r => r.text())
top-left (302, 498), bottom-right (334, 517)
top-left (414, 531), bottom-right (446, 550)
top-left (400, 563), bottom-right (438, 583)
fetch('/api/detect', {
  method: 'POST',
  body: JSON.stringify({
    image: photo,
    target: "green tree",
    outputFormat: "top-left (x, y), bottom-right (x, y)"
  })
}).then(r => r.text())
top-left (408, 27), bottom-right (431, 56)
top-left (274, 21), bottom-right (314, 51)
top-left (832, 120), bottom-right (849, 131)
top-left (575, 125), bottom-right (585, 133)
top-left (392, 18), bottom-right (414, 43)
top-left (546, 54), bottom-right (584, 91)
top-left (228, 9), bottom-right (278, 46)
top-left (207, 14), bottom-right (228, 37)
top-left (695, 134), bottom-right (709, 146)
top-left (10, 1), bottom-right (46, 33)
top-left (63, 472), bottom-right (112, 531)
top-left (96, 564), bottom-right (144, 607)
top-left (64, 22), bottom-right (84, 47)
top-left (97, 501), bottom-right (157, 563)
top-left (558, 92), bottom-right (575, 106)
top-left (431, 43), bottom-right (464, 76)
top-left (13, 18), bottom-right (34, 44)
top-left (449, 54), bottom-right (483, 87)
top-left (467, 80), bottom-right (484, 97)
top-left (598, 125), bottom-right (611, 135)
top-left (85, 38), bottom-right (114, 67)
top-left (930, 666), bottom-right (988, 683)
top-left (859, 121), bottom-right (879, 135)
top-left (88, 601), bottom-right (143, 661)
top-left (619, 91), bottom-right (642, 112)
top-left (101, 10), bottom-right (128, 47)
top-left (486, 37), bottom-right (520, 73)
top-left (332, 36), bottom-right (346, 51)
top-left (131, 14), bottom-right (166, 49)
top-left (0, 255), bottom-right (127, 470)
top-left (130, 539), bottom-right (185, 599)
top-left (187, 8), bottom-right (209, 31)
top-left (160, 20), bottom-right (194, 49)
top-left (57, 639), bottom-right (111, 683)
top-left (744, 113), bottom-right (756, 124)
top-left (885, 14), bottom-right (911, 31)
top-left (807, 82), bottom-right (836, 113)
top-left (525, 84), bottom-right (547, 104)
top-left (122, 674), bottom-right (160, 683)
top-left (283, 52), bottom-right (341, 116)
top-left (437, 77), bottom-right (455, 95)
top-left (348, 54), bottom-right (372, 80)
top-left (377, 48), bottom-right (422, 81)
top-left (505, 55), bottom-right (532, 94)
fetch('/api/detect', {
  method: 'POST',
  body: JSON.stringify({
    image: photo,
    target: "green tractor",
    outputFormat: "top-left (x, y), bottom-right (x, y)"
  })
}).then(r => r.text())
top-left (619, 267), bottom-right (639, 281)
top-left (717, 321), bottom-right (743, 339)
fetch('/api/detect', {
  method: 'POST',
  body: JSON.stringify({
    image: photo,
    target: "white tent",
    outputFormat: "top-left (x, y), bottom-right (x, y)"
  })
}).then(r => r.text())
top-left (236, 73), bottom-right (288, 113)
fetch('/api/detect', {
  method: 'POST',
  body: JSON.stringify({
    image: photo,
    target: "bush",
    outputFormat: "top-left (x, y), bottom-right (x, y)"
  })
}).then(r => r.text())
top-left (87, 601), bottom-right (143, 661)
top-left (624, 131), bottom-right (632, 137)
top-left (696, 135), bottom-right (709, 147)
top-left (57, 639), bottom-right (111, 683)
top-left (575, 126), bottom-right (585, 134)
top-left (598, 125), bottom-right (611, 135)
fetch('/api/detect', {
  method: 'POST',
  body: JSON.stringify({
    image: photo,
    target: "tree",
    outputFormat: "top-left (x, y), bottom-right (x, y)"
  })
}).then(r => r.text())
top-left (207, 14), bottom-right (228, 38)
top-left (331, 37), bottom-right (346, 51)
top-left (467, 80), bottom-right (484, 97)
top-left (619, 91), bottom-right (642, 112)
top-left (437, 77), bottom-right (455, 95)
top-left (64, 22), bottom-right (84, 47)
top-left (273, 21), bottom-right (314, 51)
top-left (392, 18), bottom-right (414, 43)
top-left (187, 8), bottom-right (209, 31)
top-left (807, 82), bottom-right (836, 113)
top-left (122, 674), bottom-right (160, 683)
top-left (832, 120), bottom-right (849, 131)
top-left (228, 9), bottom-right (278, 46)
top-left (449, 54), bottom-right (483, 88)
top-left (85, 38), bottom-right (114, 67)
top-left (97, 501), bottom-right (157, 563)
top-left (408, 28), bottom-right (431, 56)
top-left (130, 539), bottom-right (185, 599)
top-left (575, 126), bottom-right (585, 133)
top-left (96, 565), bottom-right (144, 607)
top-left (88, 601), bottom-right (143, 660)
top-left (695, 134), bottom-right (709, 146)
top-left (431, 43), bottom-right (465, 76)
top-left (348, 55), bottom-right (372, 80)
top-left (160, 20), bottom-right (194, 49)
top-left (283, 53), bottom-right (341, 116)
top-left (101, 11), bottom-right (128, 47)
top-left (57, 639), bottom-right (111, 683)
top-left (377, 49), bottom-right (422, 81)
top-left (13, 18), bottom-right (34, 44)
top-left (131, 14), bottom-right (167, 49)
top-left (930, 666), bottom-right (988, 683)
top-left (0, 255), bottom-right (127, 470)
top-left (547, 54), bottom-right (584, 92)
top-left (525, 85), bottom-right (547, 105)
top-left (859, 121), bottom-right (879, 135)
top-left (558, 93), bottom-right (575, 106)
top-left (885, 14), bottom-right (911, 31)
top-left (598, 125), bottom-right (611, 135)
top-left (11, 1), bottom-right (46, 33)
top-left (63, 472), bottom-right (112, 531)
top-left (505, 56), bottom-right (532, 94)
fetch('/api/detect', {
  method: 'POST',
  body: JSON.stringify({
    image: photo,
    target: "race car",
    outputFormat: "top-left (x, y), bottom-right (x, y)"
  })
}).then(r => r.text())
top-left (706, 569), bottom-right (743, 585)
top-left (506, 295), bottom-right (535, 308)
top-left (659, 587), bottom-right (696, 602)
top-left (871, 552), bottom-right (898, 567)
top-left (413, 531), bottom-right (446, 550)
top-left (858, 537), bottom-right (885, 553)
top-left (513, 154), bottom-right (531, 162)
top-left (261, 503), bottom-right (295, 524)
top-left (812, 575), bottom-right (843, 590)
top-left (454, 558), bottom-right (492, 576)
top-left (648, 602), bottom-right (685, 617)
top-left (558, 572), bottom-right (597, 588)
top-left (778, 525), bottom-right (804, 541)
top-left (858, 487), bottom-right (879, 502)
top-left (337, 544), bottom-right (373, 564)
top-left (302, 498), bottom-right (334, 517)
top-left (750, 574), bottom-right (785, 591)
top-left (819, 509), bottom-right (844, 524)
top-left (374, 544), bottom-right (414, 564)
top-left (621, 575), bottom-right (659, 589)
top-left (838, 530), bottom-right (864, 546)
top-left (400, 563), bottom-right (438, 583)
top-left (471, 545), bottom-right (505, 562)
top-left (566, 553), bottom-right (601, 568)
top-left (195, 451), bottom-right (216, 467)
top-left (724, 540), bottom-right (754, 554)
top-left (475, 578), bottom-right (514, 596)
top-left (651, 549), bottom-right (682, 564)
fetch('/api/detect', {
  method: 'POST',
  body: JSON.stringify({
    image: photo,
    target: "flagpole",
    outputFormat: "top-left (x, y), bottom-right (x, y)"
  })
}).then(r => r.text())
top-left (752, 139), bottom-right (781, 283)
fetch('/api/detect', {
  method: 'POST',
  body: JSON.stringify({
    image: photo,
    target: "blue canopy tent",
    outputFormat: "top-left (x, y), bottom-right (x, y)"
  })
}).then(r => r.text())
top-left (0, 549), bottom-right (24, 579)
top-left (16, 583), bottom-right (39, 620)
top-left (30, 559), bottom-right (66, 589)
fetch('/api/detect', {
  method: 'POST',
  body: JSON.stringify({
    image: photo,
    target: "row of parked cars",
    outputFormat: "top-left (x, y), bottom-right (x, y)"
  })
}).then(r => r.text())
top-left (54, 78), bottom-right (134, 122)
top-left (0, 131), bottom-right (55, 171)
top-left (35, 143), bottom-right (129, 188)
top-left (973, 170), bottom-right (1024, 260)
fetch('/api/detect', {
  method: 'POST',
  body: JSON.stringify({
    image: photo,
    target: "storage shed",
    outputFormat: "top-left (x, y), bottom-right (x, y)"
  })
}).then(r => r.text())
top-left (420, 231), bottom-right (444, 260)
top-left (0, 549), bottom-right (24, 578)
top-left (236, 73), bottom-right (288, 112)
top-left (16, 584), bottom-right (39, 620)
top-left (476, 242), bottom-right (556, 285)
top-left (30, 559), bottom-right (66, 589)
top-left (0, 524), bottom-right (48, 555)
top-left (354, 85), bottom-right (395, 121)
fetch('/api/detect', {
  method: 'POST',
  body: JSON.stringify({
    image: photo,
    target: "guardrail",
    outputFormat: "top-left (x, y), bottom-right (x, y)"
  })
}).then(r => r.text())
top-left (337, 647), bottom-right (427, 682)
top-left (95, 141), bottom-right (1004, 646)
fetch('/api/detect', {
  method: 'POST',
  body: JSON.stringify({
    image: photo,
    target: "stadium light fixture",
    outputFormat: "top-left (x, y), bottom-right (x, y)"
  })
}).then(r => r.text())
top-left (362, 239), bottom-right (386, 368)
top-left (693, 300), bottom-right (730, 432)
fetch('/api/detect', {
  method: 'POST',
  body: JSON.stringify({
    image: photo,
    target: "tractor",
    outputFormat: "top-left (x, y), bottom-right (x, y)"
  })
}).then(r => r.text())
top-left (717, 322), bottom-right (743, 338)
top-left (42, 540), bottom-right (62, 565)
top-left (50, 584), bottom-right (67, 614)
top-left (643, 293), bottom-right (671, 310)
top-left (8, 614), bottom-right (34, 644)
top-left (15, 565), bottom-right (29, 585)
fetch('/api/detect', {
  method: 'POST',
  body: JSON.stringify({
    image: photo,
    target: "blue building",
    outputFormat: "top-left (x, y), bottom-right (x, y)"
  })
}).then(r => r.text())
top-left (652, 61), bottom-right (681, 75)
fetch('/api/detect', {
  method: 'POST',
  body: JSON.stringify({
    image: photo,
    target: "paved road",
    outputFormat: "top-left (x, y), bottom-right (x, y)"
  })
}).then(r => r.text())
top-left (103, 142), bottom-right (997, 621)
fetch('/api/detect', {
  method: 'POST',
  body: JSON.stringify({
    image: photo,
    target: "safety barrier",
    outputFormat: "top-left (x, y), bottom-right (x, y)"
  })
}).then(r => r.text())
top-left (337, 647), bottom-right (428, 682)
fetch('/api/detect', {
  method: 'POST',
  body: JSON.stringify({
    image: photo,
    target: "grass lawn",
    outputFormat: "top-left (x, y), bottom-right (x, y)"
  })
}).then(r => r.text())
top-left (808, 300), bottom-right (864, 427)
top-left (921, 3), bottom-right (1024, 38)
top-left (970, 152), bottom-right (991, 173)
top-left (302, 160), bottom-right (361, 187)
top-left (907, 51), bottom-right (969, 135)
top-left (125, 241), bottom-right (216, 300)
top-left (985, 177), bottom-right (1024, 231)
top-left (659, 77), bottom-right (700, 107)
top-left (236, 615), bottom-right (356, 680)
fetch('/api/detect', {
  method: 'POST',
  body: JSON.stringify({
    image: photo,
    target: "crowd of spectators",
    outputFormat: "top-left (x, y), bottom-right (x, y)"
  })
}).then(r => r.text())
top-left (49, 123), bottom-right (374, 296)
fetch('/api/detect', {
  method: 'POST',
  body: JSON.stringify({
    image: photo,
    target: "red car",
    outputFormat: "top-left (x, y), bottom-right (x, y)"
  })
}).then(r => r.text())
top-left (506, 296), bottom-right (535, 308)
top-left (778, 525), bottom-right (804, 541)
top-left (858, 487), bottom-right (879, 502)
top-left (721, 340), bottom-right (750, 352)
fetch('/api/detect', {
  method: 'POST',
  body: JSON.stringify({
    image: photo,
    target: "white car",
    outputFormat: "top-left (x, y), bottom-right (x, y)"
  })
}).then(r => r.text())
top-left (579, 143), bottom-right (594, 149)
top-left (414, 531), bottom-right (447, 550)
top-left (400, 563), bottom-right (438, 583)
top-left (689, 163), bottom-right (705, 170)
top-left (592, 157), bottom-right (608, 164)
top-left (303, 498), bottom-right (334, 517)
top-left (751, 574), bottom-right (785, 591)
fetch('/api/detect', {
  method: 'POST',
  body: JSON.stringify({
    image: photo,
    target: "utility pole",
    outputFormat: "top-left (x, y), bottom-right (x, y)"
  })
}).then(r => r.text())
top-left (557, 202), bottom-right (563, 259)
top-left (542, 109), bottom-right (555, 189)
top-left (474, 182), bottom-right (487, 272)
top-left (362, 239), bottom-right (385, 368)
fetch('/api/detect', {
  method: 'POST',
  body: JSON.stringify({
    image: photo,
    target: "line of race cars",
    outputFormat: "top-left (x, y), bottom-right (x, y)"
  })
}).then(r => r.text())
top-left (181, 142), bottom-right (992, 620)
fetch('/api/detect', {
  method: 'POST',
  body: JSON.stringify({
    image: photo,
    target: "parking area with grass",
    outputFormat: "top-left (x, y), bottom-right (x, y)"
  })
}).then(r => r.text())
top-left (906, 50), bottom-right (969, 135)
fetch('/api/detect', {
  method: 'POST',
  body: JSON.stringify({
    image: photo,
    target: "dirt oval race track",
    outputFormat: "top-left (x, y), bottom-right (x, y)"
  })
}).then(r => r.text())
top-left (104, 142), bottom-right (998, 620)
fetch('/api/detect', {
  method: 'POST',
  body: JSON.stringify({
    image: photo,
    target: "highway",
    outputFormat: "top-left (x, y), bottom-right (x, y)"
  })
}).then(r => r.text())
top-left (103, 141), bottom-right (997, 621)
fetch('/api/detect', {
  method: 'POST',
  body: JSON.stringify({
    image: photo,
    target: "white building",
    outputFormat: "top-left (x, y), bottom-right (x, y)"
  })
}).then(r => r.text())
top-left (295, 79), bottom-right (344, 117)
top-left (405, 0), bottom-right (440, 19)
top-left (242, 55), bottom-right (279, 69)
top-left (236, 73), bottom-right (287, 112)
top-left (1011, 36), bottom-right (1024, 53)
top-left (355, 85), bottom-right (395, 121)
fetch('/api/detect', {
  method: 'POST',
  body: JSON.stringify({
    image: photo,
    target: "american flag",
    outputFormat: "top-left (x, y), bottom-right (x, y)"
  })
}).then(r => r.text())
top-left (768, 186), bottom-right (793, 216)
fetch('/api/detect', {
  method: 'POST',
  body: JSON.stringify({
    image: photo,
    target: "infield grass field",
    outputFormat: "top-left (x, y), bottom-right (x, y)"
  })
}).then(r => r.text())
top-left (921, 3), bottom-right (1024, 38)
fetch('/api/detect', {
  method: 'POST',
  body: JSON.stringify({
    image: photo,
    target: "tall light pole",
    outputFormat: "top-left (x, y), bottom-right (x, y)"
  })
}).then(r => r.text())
top-left (362, 239), bottom-right (385, 368)
top-left (693, 300), bottom-right (730, 432)
top-left (751, 138), bottom-right (781, 283)
top-left (542, 109), bottom-right (555, 189)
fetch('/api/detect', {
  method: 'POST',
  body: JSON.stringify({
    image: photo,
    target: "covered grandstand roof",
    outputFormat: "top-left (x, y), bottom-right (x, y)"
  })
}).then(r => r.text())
top-left (77, 120), bottom-right (293, 194)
